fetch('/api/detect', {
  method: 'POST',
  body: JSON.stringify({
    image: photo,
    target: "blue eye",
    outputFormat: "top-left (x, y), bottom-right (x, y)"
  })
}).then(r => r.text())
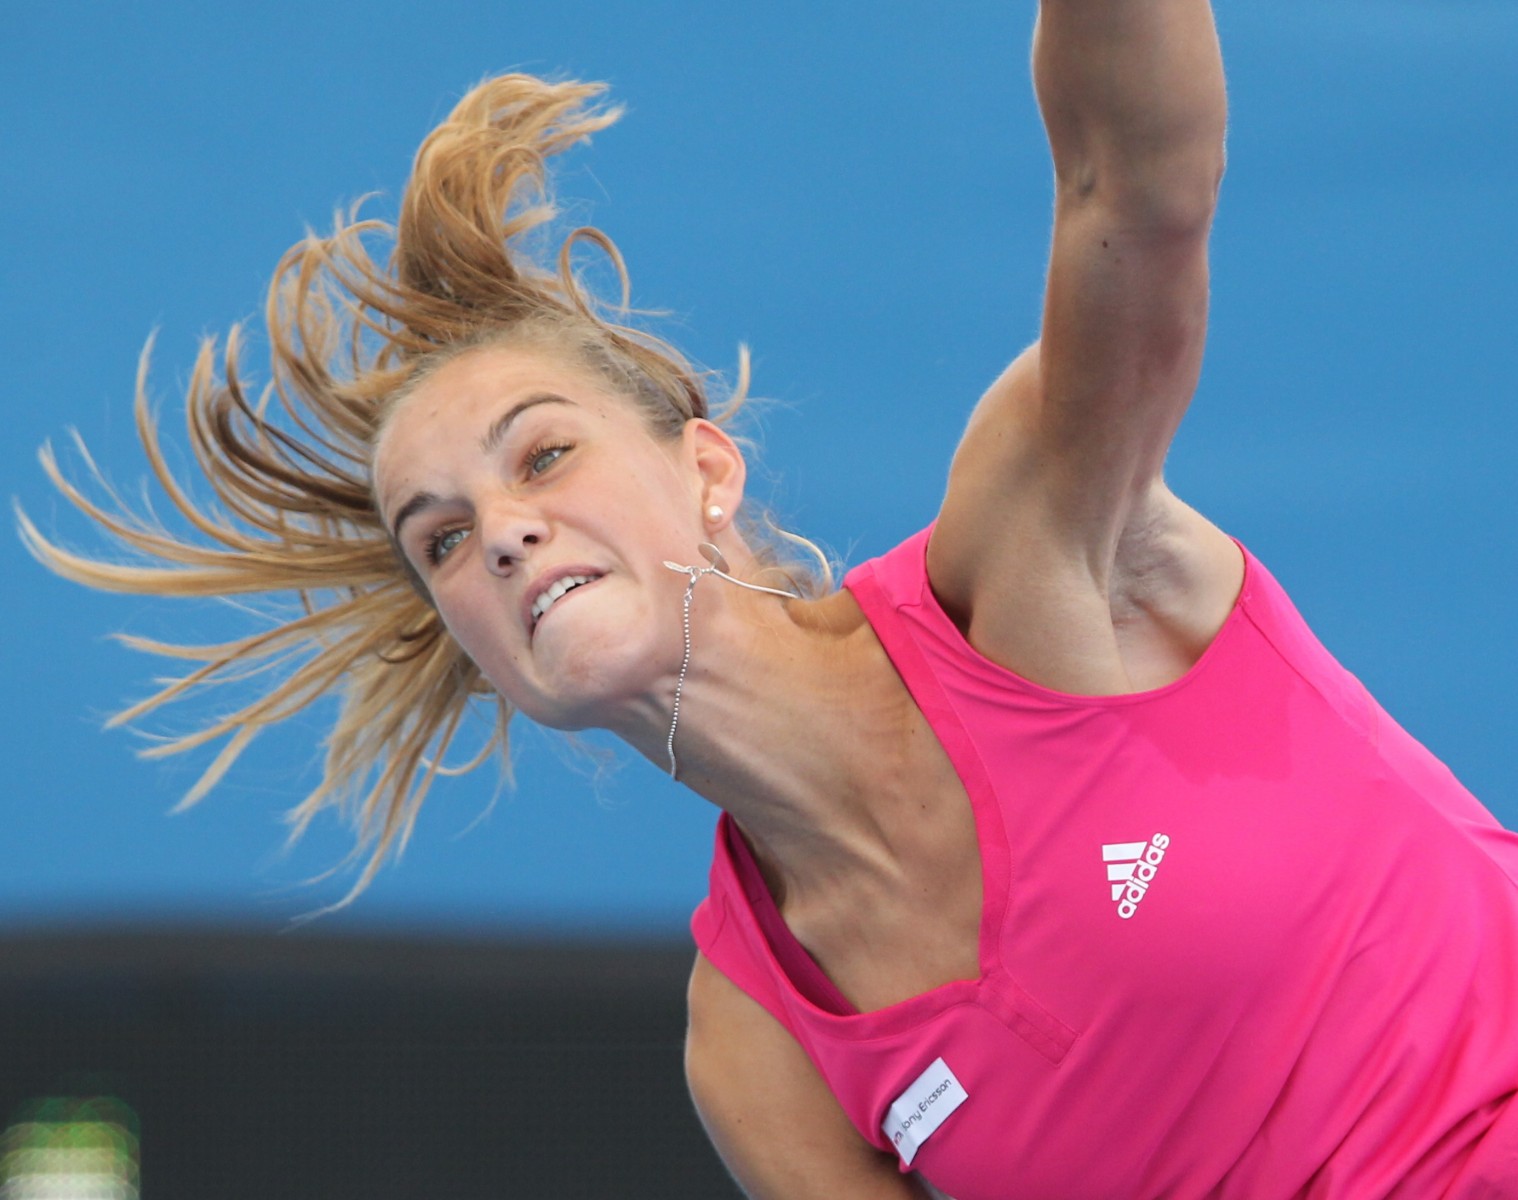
top-left (427, 526), bottom-right (470, 564)
top-left (527, 442), bottom-right (571, 475)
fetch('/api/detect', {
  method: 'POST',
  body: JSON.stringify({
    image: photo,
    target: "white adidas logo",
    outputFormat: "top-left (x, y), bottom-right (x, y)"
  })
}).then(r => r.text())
top-left (1102, 834), bottom-right (1171, 920)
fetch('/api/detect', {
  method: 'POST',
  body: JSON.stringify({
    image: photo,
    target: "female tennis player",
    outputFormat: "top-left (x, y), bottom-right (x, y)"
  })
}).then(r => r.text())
top-left (23, 1), bottom-right (1518, 1195)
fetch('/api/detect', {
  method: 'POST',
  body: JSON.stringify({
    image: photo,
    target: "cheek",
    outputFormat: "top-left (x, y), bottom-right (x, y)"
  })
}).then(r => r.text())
top-left (431, 586), bottom-right (524, 689)
top-left (596, 473), bottom-right (706, 559)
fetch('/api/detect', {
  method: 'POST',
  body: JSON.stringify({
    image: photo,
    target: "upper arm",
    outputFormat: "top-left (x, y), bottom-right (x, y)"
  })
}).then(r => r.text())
top-left (685, 952), bottom-right (930, 1200)
top-left (931, 3), bottom-right (1228, 665)
top-left (1031, 0), bottom-right (1227, 510)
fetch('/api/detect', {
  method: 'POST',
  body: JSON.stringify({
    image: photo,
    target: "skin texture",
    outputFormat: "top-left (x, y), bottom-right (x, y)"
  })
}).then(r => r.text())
top-left (376, 4), bottom-right (1236, 1193)
top-left (374, 349), bottom-right (748, 737)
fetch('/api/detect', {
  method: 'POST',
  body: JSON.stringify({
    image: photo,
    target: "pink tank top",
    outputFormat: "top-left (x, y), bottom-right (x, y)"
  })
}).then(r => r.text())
top-left (691, 528), bottom-right (1518, 1198)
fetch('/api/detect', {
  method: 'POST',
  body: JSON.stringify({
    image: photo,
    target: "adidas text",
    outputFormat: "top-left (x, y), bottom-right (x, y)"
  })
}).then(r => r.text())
top-left (1103, 833), bottom-right (1171, 920)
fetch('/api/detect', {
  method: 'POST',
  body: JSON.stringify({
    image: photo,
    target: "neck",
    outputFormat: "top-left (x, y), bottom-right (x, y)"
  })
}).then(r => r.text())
top-left (658, 544), bottom-right (803, 779)
top-left (606, 577), bottom-right (916, 905)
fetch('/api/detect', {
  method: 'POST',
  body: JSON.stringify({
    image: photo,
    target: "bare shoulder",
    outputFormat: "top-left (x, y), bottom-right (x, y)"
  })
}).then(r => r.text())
top-left (686, 953), bottom-right (931, 1200)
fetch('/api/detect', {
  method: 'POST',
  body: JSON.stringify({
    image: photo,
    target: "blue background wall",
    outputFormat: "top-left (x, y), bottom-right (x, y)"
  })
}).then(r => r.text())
top-left (4, 2), bottom-right (1515, 934)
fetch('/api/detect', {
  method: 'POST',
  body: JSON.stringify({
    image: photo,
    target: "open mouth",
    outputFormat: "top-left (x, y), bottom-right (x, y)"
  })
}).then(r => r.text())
top-left (530, 573), bottom-right (602, 630)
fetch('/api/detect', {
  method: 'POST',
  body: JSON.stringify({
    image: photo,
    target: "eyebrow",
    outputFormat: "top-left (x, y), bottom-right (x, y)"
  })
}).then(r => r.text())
top-left (480, 393), bottom-right (573, 455)
top-left (388, 393), bottom-right (574, 545)
top-left (389, 489), bottom-right (442, 546)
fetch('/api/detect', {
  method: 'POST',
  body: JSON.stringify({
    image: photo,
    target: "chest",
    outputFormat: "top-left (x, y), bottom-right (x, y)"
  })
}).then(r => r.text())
top-left (781, 723), bottom-right (986, 1014)
top-left (782, 718), bottom-right (1434, 1200)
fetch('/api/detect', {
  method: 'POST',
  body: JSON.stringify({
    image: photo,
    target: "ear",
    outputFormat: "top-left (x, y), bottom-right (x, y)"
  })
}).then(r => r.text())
top-left (684, 419), bottom-right (747, 531)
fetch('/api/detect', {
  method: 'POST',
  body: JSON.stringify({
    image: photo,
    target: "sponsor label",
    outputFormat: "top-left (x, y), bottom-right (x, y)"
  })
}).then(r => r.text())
top-left (881, 1057), bottom-right (968, 1166)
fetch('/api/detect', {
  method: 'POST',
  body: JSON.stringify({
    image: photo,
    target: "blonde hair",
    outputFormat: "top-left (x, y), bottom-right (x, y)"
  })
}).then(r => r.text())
top-left (18, 74), bottom-right (829, 908)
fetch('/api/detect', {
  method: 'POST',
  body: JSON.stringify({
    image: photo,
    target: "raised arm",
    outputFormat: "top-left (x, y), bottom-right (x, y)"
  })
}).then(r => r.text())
top-left (930, 0), bottom-right (1231, 692)
top-left (1033, 0), bottom-right (1227, 489)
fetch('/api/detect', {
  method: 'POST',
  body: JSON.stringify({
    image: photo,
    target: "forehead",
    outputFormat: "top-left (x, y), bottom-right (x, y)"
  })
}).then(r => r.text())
top-left (372, 345), bottom-right (630, 489)
top-left (387, 345), bottom-right (609, 431)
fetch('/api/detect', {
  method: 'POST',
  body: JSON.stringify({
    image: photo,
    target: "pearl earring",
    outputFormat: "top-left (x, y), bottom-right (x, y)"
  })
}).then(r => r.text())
top-left (706, 504), bottom-right (725, 524)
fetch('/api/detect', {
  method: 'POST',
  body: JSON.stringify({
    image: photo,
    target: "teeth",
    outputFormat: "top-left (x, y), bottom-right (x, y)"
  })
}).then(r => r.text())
top-left (532, 574), bottom-right (596, 625)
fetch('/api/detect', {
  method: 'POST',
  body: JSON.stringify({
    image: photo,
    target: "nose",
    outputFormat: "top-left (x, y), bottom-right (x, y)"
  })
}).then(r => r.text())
top-left (477, 498), bottom-right (549, 577)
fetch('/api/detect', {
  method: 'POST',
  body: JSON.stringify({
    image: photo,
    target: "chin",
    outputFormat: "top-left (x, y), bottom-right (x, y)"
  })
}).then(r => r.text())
top-left (490, 624), bottom-right (672, 734)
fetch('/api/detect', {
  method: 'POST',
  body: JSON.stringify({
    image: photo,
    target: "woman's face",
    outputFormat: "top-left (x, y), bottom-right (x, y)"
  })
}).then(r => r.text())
top-left (373, 344), bottom-right (737, 730)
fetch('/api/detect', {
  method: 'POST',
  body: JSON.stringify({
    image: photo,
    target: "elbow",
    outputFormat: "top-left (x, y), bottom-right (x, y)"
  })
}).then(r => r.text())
top-left (1177, 137), bottom-right (1228, 227)
top-left (1140, 153), bottom-right (1225, 237)
top-left (1062, 141), bottom-right (1225, 238)
top-left (1129, 117), bottom-right (1229, 233)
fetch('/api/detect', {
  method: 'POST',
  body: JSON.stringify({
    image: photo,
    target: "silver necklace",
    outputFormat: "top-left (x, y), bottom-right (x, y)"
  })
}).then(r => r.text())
top-left (661, 543), bottom-right (799, 779)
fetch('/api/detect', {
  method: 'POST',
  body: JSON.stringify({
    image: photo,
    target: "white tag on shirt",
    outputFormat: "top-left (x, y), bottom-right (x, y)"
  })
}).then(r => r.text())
top-left (881, 1057), bottom-right (969, 1166)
